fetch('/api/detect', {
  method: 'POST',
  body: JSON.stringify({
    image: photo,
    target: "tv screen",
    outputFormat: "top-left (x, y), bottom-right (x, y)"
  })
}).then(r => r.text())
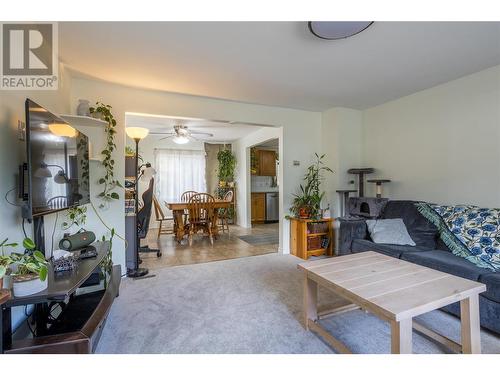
top-left (25, 99), bottom-right (90, 218)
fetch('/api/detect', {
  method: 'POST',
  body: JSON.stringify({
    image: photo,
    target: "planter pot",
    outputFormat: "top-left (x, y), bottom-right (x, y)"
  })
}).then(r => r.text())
top-left (299, 207), bottom-right (310, 219)
top-left (12, 275), bottom-right (47, 297)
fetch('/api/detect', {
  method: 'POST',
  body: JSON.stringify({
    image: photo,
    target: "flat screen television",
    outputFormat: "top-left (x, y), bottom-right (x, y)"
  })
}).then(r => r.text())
top-left (23, 99), bottom-right (90, 220)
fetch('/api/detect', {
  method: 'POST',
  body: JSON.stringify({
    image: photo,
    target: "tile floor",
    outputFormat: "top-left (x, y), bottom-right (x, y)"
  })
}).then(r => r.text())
top-left (140, 223), bottom-right (279, 270)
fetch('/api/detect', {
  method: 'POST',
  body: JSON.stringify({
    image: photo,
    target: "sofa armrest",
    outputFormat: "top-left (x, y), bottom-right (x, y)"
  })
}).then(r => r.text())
top-left (337, 219), bottom-right (368, 255)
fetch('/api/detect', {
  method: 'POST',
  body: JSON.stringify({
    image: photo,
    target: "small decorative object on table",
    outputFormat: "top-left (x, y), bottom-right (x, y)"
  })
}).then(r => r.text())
top-left (52, 250), bottom-right (78, 273)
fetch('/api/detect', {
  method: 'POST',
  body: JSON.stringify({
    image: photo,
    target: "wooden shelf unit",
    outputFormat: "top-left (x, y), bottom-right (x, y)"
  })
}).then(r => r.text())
top-left (290, 217), bottom-right (334, 260)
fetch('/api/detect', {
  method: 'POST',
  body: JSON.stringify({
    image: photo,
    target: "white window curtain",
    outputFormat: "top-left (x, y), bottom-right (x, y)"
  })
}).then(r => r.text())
top-left (154, 148), bottom-right (207, 209)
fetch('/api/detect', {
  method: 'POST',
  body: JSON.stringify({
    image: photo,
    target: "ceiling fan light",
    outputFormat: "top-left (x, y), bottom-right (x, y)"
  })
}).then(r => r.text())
top-left (173, 135), bottom-right (189, 144)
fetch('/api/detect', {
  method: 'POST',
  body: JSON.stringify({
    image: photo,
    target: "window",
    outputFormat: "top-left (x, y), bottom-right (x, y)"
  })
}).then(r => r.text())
top-left (154, 149), bottom-right (207, 209)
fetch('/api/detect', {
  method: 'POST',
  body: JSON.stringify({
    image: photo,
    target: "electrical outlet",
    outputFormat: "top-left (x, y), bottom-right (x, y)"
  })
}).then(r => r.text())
top-left (18, 120), bottom-right (26, 141)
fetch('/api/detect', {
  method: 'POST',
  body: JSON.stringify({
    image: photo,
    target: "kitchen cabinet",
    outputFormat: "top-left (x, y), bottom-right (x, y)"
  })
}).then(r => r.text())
top-left (251, 149), bottom-right (277, 176)
top-left (251, 193), bottom-right (266, 223)
top-left (259, 150), bottom-right (277, 176)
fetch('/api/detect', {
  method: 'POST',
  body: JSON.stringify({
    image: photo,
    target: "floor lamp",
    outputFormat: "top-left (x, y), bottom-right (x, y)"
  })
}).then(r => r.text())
top-left (125, 126), bottom-right (150, 278)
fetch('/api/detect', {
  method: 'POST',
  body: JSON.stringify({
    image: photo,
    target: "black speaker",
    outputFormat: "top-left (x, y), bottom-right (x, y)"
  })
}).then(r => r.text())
top-left (59, 231), bottom-right (96, 251)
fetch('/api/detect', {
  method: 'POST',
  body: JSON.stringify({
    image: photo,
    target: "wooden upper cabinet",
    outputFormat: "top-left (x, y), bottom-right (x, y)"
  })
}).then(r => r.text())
top-left (258, 150), bottom-right (277, 176)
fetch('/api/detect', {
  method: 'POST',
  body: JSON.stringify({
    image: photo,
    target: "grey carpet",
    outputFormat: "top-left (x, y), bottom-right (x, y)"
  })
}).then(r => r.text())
top-left (96, 253), bottom-right (500, 354)
top-left (238, 234), bottom-right (279, 245)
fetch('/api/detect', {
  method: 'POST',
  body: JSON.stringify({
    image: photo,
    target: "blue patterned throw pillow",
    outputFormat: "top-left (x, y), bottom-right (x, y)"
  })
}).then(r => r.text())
top-left (416, 203), bottom-right (500, 271)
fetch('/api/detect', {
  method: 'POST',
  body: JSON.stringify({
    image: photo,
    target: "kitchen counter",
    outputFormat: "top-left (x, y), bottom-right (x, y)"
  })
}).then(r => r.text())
top-left (251, 188), bottom-right (279, 193)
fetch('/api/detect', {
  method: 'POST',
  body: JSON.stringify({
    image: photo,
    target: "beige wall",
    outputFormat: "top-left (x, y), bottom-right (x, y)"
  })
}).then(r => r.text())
top-left (321, 107), bottom-right (363, 215)
top-left (361, 65), bottom-right (500, 207)
top-left (3, 61), bottom-right (495, 268)
top-left (70, 77), bottom-right (322, 258)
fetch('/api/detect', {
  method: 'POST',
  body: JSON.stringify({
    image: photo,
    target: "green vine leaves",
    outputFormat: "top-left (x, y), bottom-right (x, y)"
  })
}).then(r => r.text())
top-left (89, 102), bottom-right (123, 208)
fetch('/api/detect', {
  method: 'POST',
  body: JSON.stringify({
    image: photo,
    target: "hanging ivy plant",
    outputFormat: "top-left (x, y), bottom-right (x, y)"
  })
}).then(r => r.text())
top-left (89, 102), bottom-right (123, 208)
top-left (217, 148), bottom-right (236, 182)
top-left (62, 206), bottom-right (88, 231)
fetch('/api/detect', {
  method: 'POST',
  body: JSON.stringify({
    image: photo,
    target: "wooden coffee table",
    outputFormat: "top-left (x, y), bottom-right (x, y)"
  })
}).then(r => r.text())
top-left (298, 251), bottom-right (486, 354)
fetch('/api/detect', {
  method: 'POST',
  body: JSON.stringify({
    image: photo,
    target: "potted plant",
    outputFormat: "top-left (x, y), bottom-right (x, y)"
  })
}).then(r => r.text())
top-left (290, 153), bottom-right (333, 220)
top-left (10, 238), bottom-right (48, 297)
top-left (217, 148), bottom-right (236, 186)
top-left (0, 239), bottom-right (17, 290)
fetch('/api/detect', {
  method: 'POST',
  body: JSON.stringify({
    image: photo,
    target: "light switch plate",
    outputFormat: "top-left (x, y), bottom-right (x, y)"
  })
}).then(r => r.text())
top-left (293, 160), bottom-right (300, 166)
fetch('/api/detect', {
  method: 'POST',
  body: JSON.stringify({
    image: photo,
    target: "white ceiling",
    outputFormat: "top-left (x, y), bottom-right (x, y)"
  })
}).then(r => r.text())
top-left (60, 22), bottom-right (500, 111)
top-left (125, 113), bottom-right (263, 142)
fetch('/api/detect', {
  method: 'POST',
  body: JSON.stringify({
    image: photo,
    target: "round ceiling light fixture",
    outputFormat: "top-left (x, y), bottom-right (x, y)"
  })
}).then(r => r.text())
top-left (308, 21), bottom-right (373, 40)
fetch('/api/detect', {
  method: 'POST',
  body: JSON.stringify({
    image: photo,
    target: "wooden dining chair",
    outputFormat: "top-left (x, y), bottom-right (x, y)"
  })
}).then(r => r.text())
top-left (187, 193), bottom-right (216, 246)
top-left (181, 191), bottom-right (198, 202)
top-left (181, 190), bottom-right (198, 225)
top-left (218, 190), bottom-right (234, 234)
top-left (153, 195), bottom-right (174, 239)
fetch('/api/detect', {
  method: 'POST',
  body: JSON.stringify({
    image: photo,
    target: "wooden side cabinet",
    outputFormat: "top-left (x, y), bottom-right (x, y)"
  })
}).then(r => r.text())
top-left (290, 218), bottom-right (334, 260)
top-left (251, 193), bottom-right (266, 223)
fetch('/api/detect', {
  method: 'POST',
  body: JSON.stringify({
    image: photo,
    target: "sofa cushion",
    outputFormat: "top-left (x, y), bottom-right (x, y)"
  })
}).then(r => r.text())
top-left (366, 218), bottom-right (416, 246)
top-left (381, 200), bottom-right (439, 249)
top-left (401, 250), bottom-right (491, 281)
top-left (351, 239), bottom-right (431, 259)
top-left (478, 273), bottom-right (500, 303)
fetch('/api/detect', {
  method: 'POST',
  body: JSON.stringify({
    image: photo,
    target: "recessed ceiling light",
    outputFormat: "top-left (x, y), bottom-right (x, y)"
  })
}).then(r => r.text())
top-left (308, 21), bottom-right (373, 40)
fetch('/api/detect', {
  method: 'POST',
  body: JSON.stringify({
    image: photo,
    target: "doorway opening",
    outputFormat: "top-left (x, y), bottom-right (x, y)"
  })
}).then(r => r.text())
top-left (124, 112), bottom-right (283, 270)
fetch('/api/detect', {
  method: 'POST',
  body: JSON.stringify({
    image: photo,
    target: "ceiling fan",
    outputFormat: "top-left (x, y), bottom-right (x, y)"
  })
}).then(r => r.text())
top-left (150, 125), bottom-right (213, 144)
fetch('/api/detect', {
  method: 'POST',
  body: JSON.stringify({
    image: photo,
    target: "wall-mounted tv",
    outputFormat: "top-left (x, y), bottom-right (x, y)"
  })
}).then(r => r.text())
top-left (23, 99), bottom-right (90, 219)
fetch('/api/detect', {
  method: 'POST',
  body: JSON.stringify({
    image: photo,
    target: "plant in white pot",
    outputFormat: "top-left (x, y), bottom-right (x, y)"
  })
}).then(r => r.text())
top-left (0, 238), bottom-right (17, 290)
top-left (10, 238), bottom-right (48, 297)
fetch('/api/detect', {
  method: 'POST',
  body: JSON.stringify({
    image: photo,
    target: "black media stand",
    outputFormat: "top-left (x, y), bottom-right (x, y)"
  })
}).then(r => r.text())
top-left (0, 241), bottom-right (121, 354)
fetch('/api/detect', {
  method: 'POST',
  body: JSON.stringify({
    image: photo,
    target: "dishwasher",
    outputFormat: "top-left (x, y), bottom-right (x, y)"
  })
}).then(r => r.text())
top-left (265, 192), bottom-right (279, 223)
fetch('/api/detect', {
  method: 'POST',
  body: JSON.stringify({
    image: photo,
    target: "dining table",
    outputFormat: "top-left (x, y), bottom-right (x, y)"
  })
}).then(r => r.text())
top-left (166, 200), bottom-right (233, 243)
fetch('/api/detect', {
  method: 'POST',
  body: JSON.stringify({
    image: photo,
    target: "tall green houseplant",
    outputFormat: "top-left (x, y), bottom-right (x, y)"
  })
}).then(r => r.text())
top-left (217, 148), bottom-right (236, 184)
top-left (290, 153), bottom-right (333, 219)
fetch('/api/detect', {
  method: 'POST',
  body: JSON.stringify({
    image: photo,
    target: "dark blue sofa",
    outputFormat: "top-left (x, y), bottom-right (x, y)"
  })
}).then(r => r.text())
top-left (338, 200), bottom-right (500, 335)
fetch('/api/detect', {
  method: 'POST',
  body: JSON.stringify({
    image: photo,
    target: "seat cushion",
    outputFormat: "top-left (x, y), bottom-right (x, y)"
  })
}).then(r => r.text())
top-left (351, 239), bottom-right (431, 259)
top-left (478, 273), bottom-right (500, 303)
top-left (381, 200), bottom-right (439, 249)
top-left (401, 250), bottom-right (491, 281)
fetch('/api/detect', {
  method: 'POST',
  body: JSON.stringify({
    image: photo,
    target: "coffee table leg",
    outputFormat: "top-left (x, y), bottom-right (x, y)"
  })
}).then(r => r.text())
top-left (460, 294), bottom-right (481, 354)
top-left (391, 319), bottom-right (412, 354)
top-left (303, 273), bottom-right (318, 330)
